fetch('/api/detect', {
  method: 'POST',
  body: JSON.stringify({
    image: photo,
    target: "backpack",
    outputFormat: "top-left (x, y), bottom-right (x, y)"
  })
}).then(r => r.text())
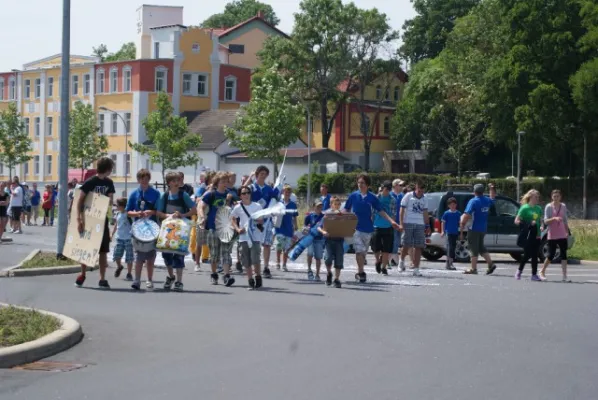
top-left (160, 190), bottom-right (189, 214)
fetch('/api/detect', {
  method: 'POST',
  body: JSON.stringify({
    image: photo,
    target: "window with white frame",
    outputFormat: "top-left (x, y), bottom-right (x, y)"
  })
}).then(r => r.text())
top-left (83, 74), bottom-right (90, 95)
top-left (24, 117), bottom-right (29, 135)
top-left (155, 68), bottom-right (167, 92)
top-left (124, 154), bottom-right (131, 176)
top-left (0, 79), bottom-right (4, 100)
top-left (97, 70), bottom-right (105, 94)
top-left (110, 68), bottom-right (118, 93)
top-left (46, 155), bottom-right (52, 176)
top-left (9, 78), bottom-right (16, 100)
top-left (110, 154), bottom-right (118, 175)
top-left (35, 79), bottom-right (41, 98)
top-left (125, 112), bottom-right (131, 133)
top-left (23, 161), bottom-right (29, 175)
top-left (182, 73), bottom-right (192, 95)
top-left (46, 117), bottom-right (53, 136)
top-left (224, 77), bottom-right (236, 101)
top-left (197, 74), bottom-right (208, 96)
top-left (383, 116), bottom-right (390, 135)
top-left (34, 117), bottom-right (40, 137)
top-left (123, 68), bottom-right (131, 92)
top-left (98, 114), bottom-right (105, 134)
top-left (24, 79), bottom-right (31, 99)
top-left (72, 75), bottom-right (79, 96)
top-left (361, 115), bottom-right (370, 133)
top-left (34, 156), bottom-right (40, 175)
top-left (47, 77), bottom-right (54, 97)
top-left (111, 113), bottom-right (118, 134)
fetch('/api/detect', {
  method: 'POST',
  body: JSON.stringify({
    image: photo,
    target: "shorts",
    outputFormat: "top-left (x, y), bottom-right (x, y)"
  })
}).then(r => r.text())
top-left (307, 239), bottom-right (325, 259)
top-left (195, 224), bottom-right (207, 246)
top-left (135, 250), bottom-right (157, 264)
top-left (240, 241), bottom-right (261, 267)
top-left (10, 206), bottom-right (22, 221)
top-left (207, 229), bottom-right (233, 265)
top-left (402, 224), bottom-right (426, 248)
top-left (275, 234), bottom-right (293, 252)
top-left (393, 230), bottom-right (402, 253)
top-left (100, 220), bottom-right (111, 253)
top-left (0, 208), bottom-right (6, 218)
top-left (162, 253), bottom-right (185, 269)
top-left (467, 231), bottom-right (486, 257)
top-left (43, 208), bottom-right (51, 218)
top-left (325, 238), bottom-right (344, 269)
top-left (548, 238), bottom-right (568, 261)
top-left (353, 231), bottom-right (372, 254)
top-left (24, 206), bottom-right (31, 213)
top-left (262, 218), bottom-right (274, 246)
top-left (372, 227), bottom-right (394, 253)
top-left (113, 238), bottom-right (134, 263)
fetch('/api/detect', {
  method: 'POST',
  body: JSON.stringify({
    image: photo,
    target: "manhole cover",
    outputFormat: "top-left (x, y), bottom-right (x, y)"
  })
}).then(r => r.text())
top-left (13, 361), bottom-right (88, 372)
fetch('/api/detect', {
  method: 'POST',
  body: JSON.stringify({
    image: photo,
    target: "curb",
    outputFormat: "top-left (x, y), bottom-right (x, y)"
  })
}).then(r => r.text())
top-left (0, 304), bottom-right (83, 368)
top-left (0, 249), bottom-right (97, 278)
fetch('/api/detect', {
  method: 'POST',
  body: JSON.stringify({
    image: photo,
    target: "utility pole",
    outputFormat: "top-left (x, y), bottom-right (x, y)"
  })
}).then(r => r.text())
top-left (517, 131), bottom-right (525, 201)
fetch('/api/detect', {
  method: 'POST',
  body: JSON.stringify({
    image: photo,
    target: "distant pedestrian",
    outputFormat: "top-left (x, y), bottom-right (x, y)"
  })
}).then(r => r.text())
top-left (42, 185), bottom-right (53, 226)
top-left (540, 190), bottom-right (570, 282)
top-left (398, 181), bottom-right (430, 277)
top-left (515, 189), bottom-right (543, 281)
top-left (441, 197), bottom-right (461, 270)
top-left (320, 184), bottom-right (331, 211)
top-left (0, 181), bottom-right (9, 243)
top-left (9, 177), bottom-right (23, 234)
top-left (30, 183), bottom-right (41, 225)
top-left (390, 179), bottom-right (405, 266)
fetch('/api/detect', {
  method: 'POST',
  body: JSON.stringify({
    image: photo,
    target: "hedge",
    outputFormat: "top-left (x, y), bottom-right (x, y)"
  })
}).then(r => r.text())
top-left (296, 173), bottom-right (598, 201)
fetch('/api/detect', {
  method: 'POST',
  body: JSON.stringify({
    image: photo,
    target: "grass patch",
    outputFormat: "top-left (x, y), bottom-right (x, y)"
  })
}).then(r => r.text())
top-left (20, 252), bottom-right (79, 269)
top-left (0, 306), bottom-right (60, 348)
top-left (568, 220), bottom-right (598, 261)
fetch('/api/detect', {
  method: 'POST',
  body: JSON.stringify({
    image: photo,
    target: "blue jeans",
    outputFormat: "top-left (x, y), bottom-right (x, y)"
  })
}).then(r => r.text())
top-left (162, 253), bottom-right (185, 269)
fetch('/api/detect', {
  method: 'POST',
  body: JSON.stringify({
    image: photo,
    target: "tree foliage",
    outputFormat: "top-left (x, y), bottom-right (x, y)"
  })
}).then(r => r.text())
top-left (92, 42), bottom-right (136, 62)
top-left (68, 102), bottom-right (109, 180)
top-left (130, 92), bottom-right (203, 183)
top-left (0, 102), bottom-right (31, 179)
top-left (224, 65), bottom-right (304, 177)
top-left (200, 0), bottom-right (279, 28)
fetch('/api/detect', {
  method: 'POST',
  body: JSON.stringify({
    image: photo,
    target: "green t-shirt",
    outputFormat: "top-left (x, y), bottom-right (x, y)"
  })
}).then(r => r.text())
top-left (517, 204), bottom-right (543, 236)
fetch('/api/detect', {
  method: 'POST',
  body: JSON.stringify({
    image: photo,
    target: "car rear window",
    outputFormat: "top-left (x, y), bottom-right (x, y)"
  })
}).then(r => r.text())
top-left (435, 194), bottom-right (474, 216)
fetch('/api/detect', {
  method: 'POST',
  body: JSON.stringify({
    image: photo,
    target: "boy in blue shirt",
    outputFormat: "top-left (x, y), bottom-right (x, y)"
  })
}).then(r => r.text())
top-left (156, 172), bottom-right (197, 292)
top-left (275, 185), bottom-right (298, 272)
top-left (303, 200), bottom-right (325, 280)
top-left (441, 197), bottom-right (461, 271)
top-left (320, 184), bottom-right (331, 211)
top-left (373, 181), bottom-right (398, 275)
top-left (343, 174), bottom-right (399, 283)
top-left (126, 168), bottom-right (161, 290)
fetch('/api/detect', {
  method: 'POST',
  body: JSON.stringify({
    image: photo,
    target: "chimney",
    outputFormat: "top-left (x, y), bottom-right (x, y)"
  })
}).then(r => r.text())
top-left (257, 10), bottom-right (264, 19)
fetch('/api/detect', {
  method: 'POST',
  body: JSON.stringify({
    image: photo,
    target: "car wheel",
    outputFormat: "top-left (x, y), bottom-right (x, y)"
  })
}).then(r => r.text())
top-left (539, 239), bottom-right (560, 263)
top-left (454, 240), bottom-right (471, 263)
top-left (509, 252), bottom-right (522, 262)
top-left (422, 247), bottom-right (443, 261)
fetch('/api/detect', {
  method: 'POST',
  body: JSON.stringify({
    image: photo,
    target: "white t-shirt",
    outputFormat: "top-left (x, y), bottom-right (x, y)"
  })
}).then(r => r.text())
top-left (400, 191), bottom-right (428, 225)
top-left (231, 202), bottom-right (263, 243)
top-left (10, 186), bottom-right (23, 207)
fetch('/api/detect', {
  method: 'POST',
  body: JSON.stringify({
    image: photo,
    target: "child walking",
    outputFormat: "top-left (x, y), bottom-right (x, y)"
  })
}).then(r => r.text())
top-left (304, 200), bottom-right (325, 280)
top-left (275, 185), bottom-right (298, 272)
top-left (318, 196), bottom-right (344, 288)
top-left (441, 197), bottom-right (461, 270)
top-left (112, 198), bottom-right (134, 281)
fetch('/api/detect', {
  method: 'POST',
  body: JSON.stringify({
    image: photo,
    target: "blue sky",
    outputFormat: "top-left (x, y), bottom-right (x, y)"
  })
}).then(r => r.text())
top-left (0, 0), bottom-right (415, 72)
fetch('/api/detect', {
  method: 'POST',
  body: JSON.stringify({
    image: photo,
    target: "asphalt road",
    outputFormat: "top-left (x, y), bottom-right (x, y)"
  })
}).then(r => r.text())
top-left (1, 227), bottom-right (598, 400)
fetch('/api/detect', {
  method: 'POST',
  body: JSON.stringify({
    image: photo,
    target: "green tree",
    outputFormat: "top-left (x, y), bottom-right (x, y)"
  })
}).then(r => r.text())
top-left (68, 102), bottom-right (109, 181)
top-left (92, 42), bottom-right (136, 62)
top-left (200, 0), bottom-right (279, 28)
top-left (224, 65), bottom-right (304, 177)
top-left (400, 0), bottom-right (480, 63)
top-left (0, 102), bottom-right (31, 180)
top-left (130, 92), bottom-right (202, 184)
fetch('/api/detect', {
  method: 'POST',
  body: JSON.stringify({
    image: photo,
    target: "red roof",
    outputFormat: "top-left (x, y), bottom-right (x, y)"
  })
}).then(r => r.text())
top-left (207, 12), bottom-right (289, 39)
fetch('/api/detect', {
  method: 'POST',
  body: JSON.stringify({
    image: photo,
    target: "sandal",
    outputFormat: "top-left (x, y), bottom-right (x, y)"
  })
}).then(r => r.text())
top-left (463, 268), bottom-right (478, 275)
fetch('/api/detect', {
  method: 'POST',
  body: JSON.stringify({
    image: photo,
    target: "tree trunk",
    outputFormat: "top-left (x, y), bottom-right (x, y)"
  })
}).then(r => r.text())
top-left (8, 164), bottom-right (12, 181)
top-left (364, 145), bottom-right (371, 172)
top-left (320, 98), bottom-right (330, 148)
top-left (583, 132), bottom-right (587, 219)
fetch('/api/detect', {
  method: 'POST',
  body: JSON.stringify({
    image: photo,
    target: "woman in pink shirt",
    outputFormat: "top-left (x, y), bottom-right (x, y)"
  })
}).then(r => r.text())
top-left (540, 190), bottom-right (570, 282)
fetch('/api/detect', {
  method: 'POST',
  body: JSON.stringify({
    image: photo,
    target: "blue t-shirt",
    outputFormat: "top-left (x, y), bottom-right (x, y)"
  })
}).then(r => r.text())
top-left (344, 191), bottom-right (383, 233)
top-left (201, 190), bottom-right (229, 230)
top-left (51, 190), bottom-right (57, 206)
top-left (374, 194), bottom-right (393, 229)
top-left (275, 200), bottom-right (298, 237)
top-left (441, 209), bottom-right (462, 234)
top-left (156, 191), bottom-right (195, 216)
top-left (251, 183), bottom-right (279, 209)
top-left (320, 194), bottom-right (331, 211)
top-left (464, 196), bottom-right (494, 232)
top-left (391, 192), bottom-right (404, 222)
top-left (30, 190), bottom-right (41, 206)
top-left (227, 187), bottom-right (239, 203)
top-left (304, 212), bottom-right (325, 240)
top-left (115, 211), bottom-right (132, 240)
top-left (126, 186), bottom-right (161, 222)
top-left (195, 184), bottom-right (207, 198)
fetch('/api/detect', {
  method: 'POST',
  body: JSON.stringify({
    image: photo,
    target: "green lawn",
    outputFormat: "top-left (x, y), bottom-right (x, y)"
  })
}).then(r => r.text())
top-left (568, 220), bottom-right (598, 261)
top-left (0, 306), bottom-right (60, 348)
top-left (20, 252), bottom-right (79, 269)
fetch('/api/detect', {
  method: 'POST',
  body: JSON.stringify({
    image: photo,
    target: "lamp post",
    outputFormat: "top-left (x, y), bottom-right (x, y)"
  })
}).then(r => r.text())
top-left (517, 131), bottom-right (525, 201)
top-left (99, 106), bottom-right (129, 196)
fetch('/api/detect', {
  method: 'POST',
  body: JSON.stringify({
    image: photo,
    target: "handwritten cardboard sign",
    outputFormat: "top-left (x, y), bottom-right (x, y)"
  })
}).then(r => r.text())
top-left (63, 189), bottom-right (110, 266)
top-left (323, 213), bottom-right (358, 238)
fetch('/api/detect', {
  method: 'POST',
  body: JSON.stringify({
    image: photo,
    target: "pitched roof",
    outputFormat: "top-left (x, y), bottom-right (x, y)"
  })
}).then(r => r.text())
top-left (338, 70), bottom-right (410, 92)
top-left (183, 109), bottom-right (240, 150)
top-left (209, 13), bottom-right (289, 39)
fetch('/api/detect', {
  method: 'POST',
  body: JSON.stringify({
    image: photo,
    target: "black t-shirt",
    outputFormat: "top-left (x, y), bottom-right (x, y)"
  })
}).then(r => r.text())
top-left (80, 176), bottom-right (116, 197)
top-left (181, 183), bottom-right (194, 197)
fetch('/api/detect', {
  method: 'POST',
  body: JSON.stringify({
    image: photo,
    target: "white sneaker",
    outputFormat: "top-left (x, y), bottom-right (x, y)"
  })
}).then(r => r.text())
top-left (194, 264), bottom-right (201, 272)
top-left (398, 260), bottom-right (406, 272)
top-left (146, 281), bottom-right (154, 290)
top-left (413, 268), bottom-right (422, 277)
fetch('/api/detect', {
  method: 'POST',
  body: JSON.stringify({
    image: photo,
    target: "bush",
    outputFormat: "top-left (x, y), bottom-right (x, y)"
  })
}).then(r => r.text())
top-left (297, 173), bottom-right (596, 201)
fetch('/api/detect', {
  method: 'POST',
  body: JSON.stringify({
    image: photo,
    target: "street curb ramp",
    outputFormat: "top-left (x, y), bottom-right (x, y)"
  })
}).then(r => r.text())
top-left (0, 249), bottom-right (98, 277)
top-left (0, 304), bottom-right (83, 368)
